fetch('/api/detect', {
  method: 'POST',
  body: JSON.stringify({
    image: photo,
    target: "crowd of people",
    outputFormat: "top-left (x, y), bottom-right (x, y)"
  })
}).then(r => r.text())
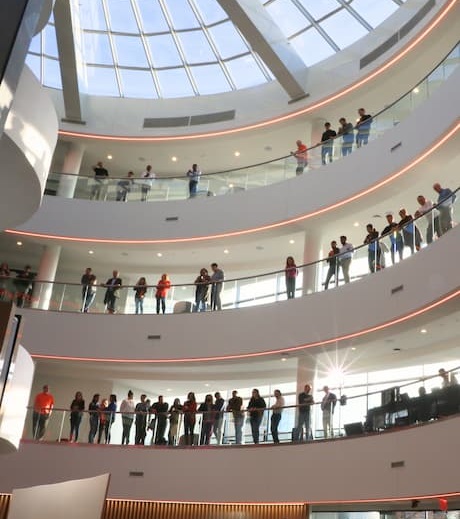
top-left (31, 369), bottom-right (458, 446)
top-left (90, 161), bottom-right (204, 201)
top-left (291, 108), bottom-right (373, 173)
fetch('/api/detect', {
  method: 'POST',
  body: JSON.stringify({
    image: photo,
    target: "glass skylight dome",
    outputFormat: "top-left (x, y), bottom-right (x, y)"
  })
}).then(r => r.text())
top-left (27, 0), bottom-right (406, 99)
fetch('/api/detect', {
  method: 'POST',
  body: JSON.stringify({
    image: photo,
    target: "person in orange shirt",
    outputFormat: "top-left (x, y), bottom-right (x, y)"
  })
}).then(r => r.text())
top-left (291, 140), bottom-right (308, 175)
top-left (32, 384), bottom-right (54, 440)
top-left (155, 274), bottom-right (171, 315)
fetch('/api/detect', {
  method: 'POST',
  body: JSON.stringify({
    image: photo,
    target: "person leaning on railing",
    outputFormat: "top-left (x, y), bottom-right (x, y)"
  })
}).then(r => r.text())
top-left (433, 183), bottom-right (456, 234)
top-left (247, 389), bottom-right (266, 444)
top-left (90, 161), bottom-right (109, 201)
top-left (0, 262), bottom-right (10, 300)
top-left (227, 390), bottom-right (244, 445)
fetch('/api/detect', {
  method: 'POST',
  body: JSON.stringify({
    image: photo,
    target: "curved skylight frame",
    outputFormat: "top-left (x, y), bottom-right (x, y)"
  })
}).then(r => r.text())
top-left (27, 0), bottom-right (407, 99)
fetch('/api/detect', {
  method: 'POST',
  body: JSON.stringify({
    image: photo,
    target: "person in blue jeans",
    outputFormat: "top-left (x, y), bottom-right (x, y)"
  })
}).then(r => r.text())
top-left (338, 117), bottom-right (354, 156)
top-left (381, 214), bottom-right (403, 264)
top-left (88, 393), bottom-right (100, 443)
top-left (355, 108), bottom-right (372, 147)
top-left (247, 389), bottom-right (266, 444)
top-left (186, 164), bottom-right (201, 197)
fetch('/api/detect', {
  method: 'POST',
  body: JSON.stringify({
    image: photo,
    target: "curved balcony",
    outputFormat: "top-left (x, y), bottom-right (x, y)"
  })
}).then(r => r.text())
top-left (12, 217), bottom-right (460, 362)
top-left (46, 44), bottom-right (460, 203)
top-left (11, 51), bottom-right (460, 243)
top-left (0, 414), bottom-right (459, 503)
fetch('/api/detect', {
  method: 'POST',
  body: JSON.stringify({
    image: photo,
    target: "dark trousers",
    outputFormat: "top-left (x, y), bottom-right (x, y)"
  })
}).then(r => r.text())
top-left (88, 416), bottom-right (99, 443)
top-left (324, 264), bottom-right (337, 290)
top-left (297, 412), bottom-right (311, 441)
top-left (184, 420), bottom-right (195, 445)
top-left (321, 146), bottom-right (333, 164)
top-left (286, 277), bottom-right (296, 299)
top-left (155, 417), bottom-right (167, 444)
top-left (98, 421), bottom-right (112, 444)
top-left (250, 415), bottom-right (263, 444)
top-left (389, 240), bottom-right (404, 264)
top-left (211, 285), bottom-right (222, 311)
top-left (122, 417), bottom-right (133, 445)
top-left (271, 413), bottom-right (281, 443)
top-left (156, 296), bottom-right (166, 314)
top-left (32, 412), bottom-right (49, 440)
top-left (200, 421), bottom-right (213, 445)
top-left (189, 180), bottom-right (198, 197)
top-left (135, 419), bottom-right (147, 445)
top-left (69, 413), bottom-right (82, 441)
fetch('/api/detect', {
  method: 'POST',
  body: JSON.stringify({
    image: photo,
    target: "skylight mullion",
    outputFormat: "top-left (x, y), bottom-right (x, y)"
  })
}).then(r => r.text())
top-left (101, 0), bottom-right (122, 96)
top-left (337, 0), bottom-right (373, 32)
top-left (291, 0), bottom-right (340, 52)
top-left (130, 0), bottom-right (161, 98)
top-left (157, 0), bottom-right (199, 95)
top-left (187, 0), bottom-right (235, 90)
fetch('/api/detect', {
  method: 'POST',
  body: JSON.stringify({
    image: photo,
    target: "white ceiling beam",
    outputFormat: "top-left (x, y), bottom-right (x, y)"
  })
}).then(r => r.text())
top-left (53, 0), bottom-right (84, 124)
top-left (216, 0), bottom-right (308, 101)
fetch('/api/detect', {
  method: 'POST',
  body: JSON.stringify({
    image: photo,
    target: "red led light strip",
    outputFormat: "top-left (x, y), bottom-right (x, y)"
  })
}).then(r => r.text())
top-left (57, 0), bottom-right (458, 142)
top-left (29, 289), bottom-right (460, 364)
top-left (6, 123), bottom-right (460, 245)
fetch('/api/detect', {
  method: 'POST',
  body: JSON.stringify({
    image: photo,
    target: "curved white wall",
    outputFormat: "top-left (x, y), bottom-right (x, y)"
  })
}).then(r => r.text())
top-left (0, 416), bottom-right (459, 502)
top-left (17, 226), bottom-right (460, 362)
top-left (14, 66), bottom-right (460, 241)
top-left (0, 66), bottom-right (58, 230)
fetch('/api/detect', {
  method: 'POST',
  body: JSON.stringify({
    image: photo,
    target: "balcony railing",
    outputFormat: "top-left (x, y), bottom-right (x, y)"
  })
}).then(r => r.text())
top-left (44, 44), bottom-right (460, 202)
top-left (23, 367), bottom-right (460, 447)
top-left (2, 188), bottom-right (457, 314)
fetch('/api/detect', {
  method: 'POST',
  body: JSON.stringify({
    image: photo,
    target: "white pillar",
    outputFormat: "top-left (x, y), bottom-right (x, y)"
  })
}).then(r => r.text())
top-left (302, 229), bottom-right (322, 295)
top-left (57, 141), bottom-right (85, 198)
top-left (32, 245), bottom-right (61, 310)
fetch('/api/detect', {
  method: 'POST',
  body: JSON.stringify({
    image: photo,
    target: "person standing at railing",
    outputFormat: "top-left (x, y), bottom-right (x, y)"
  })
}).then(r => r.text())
top-left (0, 262), bottom-right (10, 301)
top-left (32, 384), bottom-right (54, 440)
top-left (210, 263), bottom-right (224, 311)
top-left (355, 108), bottom-right (372, 147)
top-left (291, 140), bottom-right (308, 175)
top-left (116, 171), bottom-right (134, 202)
top-left (414, 195), bottom-right (440, 244)
top-left (213, 392), bottom-right (225, 445)
top-left (227, 390), bottom-right (244, 445)
top-left (90, 161), bottom-right (109, 201)
top-left (183, 392), bottom-right (197, 446)
top-left (134, 277), bottom-right (147, 315)
top-left (14, 265), bottom-right (34, 308)
top-left (120, 390), bottom-right (135, 445)
top-left (247, 389), bottom-right (266, 444)
top-left (381, 213), bottom-right (404, 265)
top-left (270, 389), bottom-right (285, 444)
top-left (364, 224), bottom-right (381, 273)
top-left (324, 241), bottom-right (340, 290)
top-left (321, 386), bottom-right (337, 439)
top-left (194, 268), bottom-right (211, 312)
top-left (99, 394), bottom-right (117, 445)
top-left (398, 208), bottom-right (422, 255)
top-left (150, 395), bottom-right (169, 445)
top-left (81, 267), bottom-right (97, 313)
top-left (69, 391), bottom-right (85, 443)
top-left (338, 236), bottom-right (354, 284)
top-left (135, 394), bottom-right (148, 445)
top-left (187, 164), bottom-right (201, 198)
top-left (285, 256), bottom-right (298, 299)
top-left (155, 274), bottom-right (171, 315)
top-left (140, 165), bottom-right (155, 202)
top-left (297, 384), bottom-right (314, 441)
top-left (88, 393), bottom-right (100, 444)
top-left (320, 122), bottom-right (337, 165)
top-left (439, 368), bottom-right (458, 388)
top-left (103, 270), bottom-right (122, 314)
top-left (338, 118), bottom-right (354, 156)
top-left (198, 394), bottom-right (215, 445)
top-left (168, 398), bottom-right (183, 446)
top-left (433, 183), bottom-right (456, 234)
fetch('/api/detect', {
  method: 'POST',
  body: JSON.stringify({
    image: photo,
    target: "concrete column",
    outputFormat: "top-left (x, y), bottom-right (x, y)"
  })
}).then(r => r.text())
top-left (57, 141), bottom-right (85, 198)
top-left (32, 245), bottom-right (61, 310)
top-left (302, 228), bottom-right (323, 295)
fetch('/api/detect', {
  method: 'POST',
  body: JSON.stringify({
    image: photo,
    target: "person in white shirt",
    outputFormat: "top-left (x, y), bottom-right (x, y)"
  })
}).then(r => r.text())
top-left (339, 235), bottom-right (354, 284)
top-left (270, 389), bottom-right (285, 444)
top-left (414, 195), bottom-right (440, 244)
top-left (140, 165), bottom-right (155, 202)
top-left (321, 386), bottom-right (337, 438)
top-left (120, 390), bottom-right (136, 445)
top-left (439, 368), bottom-right (458, 388)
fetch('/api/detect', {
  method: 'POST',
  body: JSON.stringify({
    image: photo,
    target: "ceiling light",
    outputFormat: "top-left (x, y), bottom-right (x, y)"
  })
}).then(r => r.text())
top-left (281, 357), bottom-right (287, 362)
top-left (171, 156), bottom-right (177, 162)
top-left (107, 155), bottom-right (112, 160)
top-left (420, 328), bottom-right (427, 334)
top-left (223, 249), bottom-right (229, 254)
top-left (166, 388), bottom-right (172, 392)
top-left (16, 241), bottom-right (22, 246)
top-left (88, 250), bottom-right (94, 255)
top-left (228, 183), bottom-right (234, 188)
top-left (234, 151), bottom-right (240, 157)
top-left (204, 383), bottom-right (210, 387)
top-left (353, 222), bottom-right (360, 227)
top-left (351, 347), bottom-right (356, 351)
top-left (157, 252), bottom-right (162, 257)
top-left (413, 87), bottom-right (420, 94)
top-left (289, 239), bottom-right (295, 244)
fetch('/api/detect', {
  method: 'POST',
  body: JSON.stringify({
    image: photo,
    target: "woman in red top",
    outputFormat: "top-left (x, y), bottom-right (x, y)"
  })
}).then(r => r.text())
top-left (182, 392), bottom-right (197, 446)
top-left (285, 256), bottom-right (298, 299)
top-left (155, 274), bottom-right (171, 314)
